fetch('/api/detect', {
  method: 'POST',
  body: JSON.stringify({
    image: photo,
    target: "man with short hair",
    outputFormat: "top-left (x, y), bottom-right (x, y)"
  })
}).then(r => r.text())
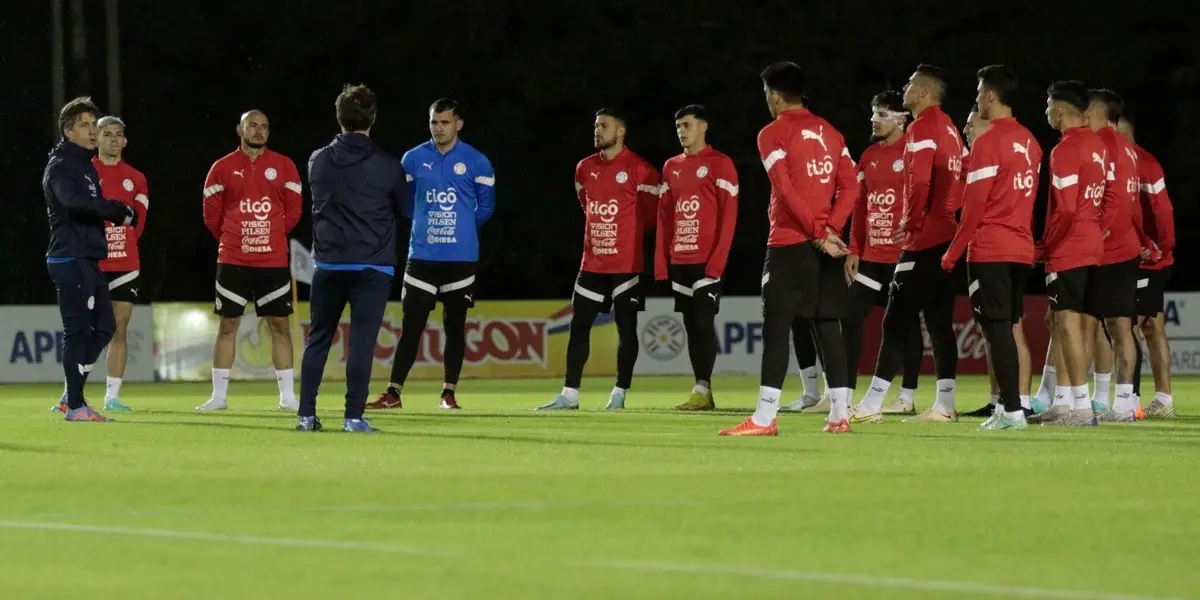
top-left (300, 84), bottom-right (408, 433)
top-left (44, 97), bottom-right (139, 422)
top-left (656, 104), bottom-right (739, 411)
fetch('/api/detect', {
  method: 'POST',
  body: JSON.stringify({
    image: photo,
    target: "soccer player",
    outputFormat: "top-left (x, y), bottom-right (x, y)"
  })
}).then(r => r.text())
top-left (844, 91), bottom-right (927, 422)
top-left (719, 62), bottom-right (857, 436)
top-left (199, 110), bottom-right (303, 411)
top-left (655, 105), bottom-right (738, 411)
top-left (300, 84), bottom-right (408, 433)
top-left (1082, 89), bottom-right (1150, 422)
top-left (1119, 117), bottom-right (1176, 418)
top-left (93, 116), bottom-right (148, 413)
top-left (942, 65), bottom-right (1040, 431)
top-left (857, 64), bottom-right (964, 423)
top-left (44, 97), bottom-right (139, 421)
top-left (538, 108), bottom-right (660, 411)
top-left (370, 98), bottom-right (495, 411)
top-left (1032, 81), bottom-right (1107, 426)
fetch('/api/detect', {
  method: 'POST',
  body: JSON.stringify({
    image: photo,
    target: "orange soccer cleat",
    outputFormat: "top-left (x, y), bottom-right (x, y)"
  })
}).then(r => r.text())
top-left (718, 417), bottom-right (778, 437)
top-left (823, 418), bottom-right (851, 434)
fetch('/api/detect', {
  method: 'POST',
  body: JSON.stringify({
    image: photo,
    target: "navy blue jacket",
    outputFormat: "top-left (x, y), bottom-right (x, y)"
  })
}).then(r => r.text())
top-left (43, 140), bottom-right (132, 260)
top-left (308, 133), bottom-right (409, 267)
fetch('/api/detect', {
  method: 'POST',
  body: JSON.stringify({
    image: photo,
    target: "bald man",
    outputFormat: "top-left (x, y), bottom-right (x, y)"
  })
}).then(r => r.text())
top-left (199, 109), bottom-right (304, 411)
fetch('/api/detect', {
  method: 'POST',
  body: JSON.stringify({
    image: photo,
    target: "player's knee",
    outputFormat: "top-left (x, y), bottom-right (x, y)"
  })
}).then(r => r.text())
top-left (265, 316), bottom-right (291, 336)
top-left (217, 317), bottom-right (241, 337)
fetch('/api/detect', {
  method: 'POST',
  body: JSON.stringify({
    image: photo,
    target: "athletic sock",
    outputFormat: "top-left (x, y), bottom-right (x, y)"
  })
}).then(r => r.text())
top-left (1020, 395), bottom-right (1032, 410)
top-left (933, 378), bottom-right (956, 414)
top-left (275, 369), bottom-right (295, 404)
top-left (1072, 385), bottom-right (1091, 410)
top-left (989, 393), bottom-right (999, 407)
top-left (828, 388), bottom-right (850, 422)
top-left (1052, 386), bottom-right (1071, 408)
top-left (800, 366), bottom-right (820, 399)
top-left (692, 383), bottom-right (710, 395)
top-left (752, 386), bottom-right (782, 426)
top-left (859, 376), bottom-right (891, 413)
top-left (105, 376), bottom-right (123, 400)
top-left (1092, 372), bottom-right (1112, 409)
top-left (611, 386), bottom-right (627, 399)
top-left (1035, 365), bottom-right (1056, 404)
top-left (898, 388), bottom-right (915, 403)
top-left (1156, 392), bottom-right (1173, 406)
top-left (1113, 384), bottom-right (1136, 413)
top-left (560, 387), bottom-right (580, 403)
top-left (211, 368), bottom-right (231, 401)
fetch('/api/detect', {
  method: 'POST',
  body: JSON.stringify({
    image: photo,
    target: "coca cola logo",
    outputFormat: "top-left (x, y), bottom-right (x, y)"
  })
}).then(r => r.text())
top-left (922, 320), bottom-right (988, 360)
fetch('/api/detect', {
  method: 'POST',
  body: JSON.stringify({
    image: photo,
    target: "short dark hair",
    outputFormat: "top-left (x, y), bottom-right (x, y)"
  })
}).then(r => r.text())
top-left (430, 98), bottom-right (461, 119)
top-left (1047, 80), bottom-right (1089, 112)
top-left (977, 65), bottom-right (1019, 107)
top-left (336, 83), bottom-right (377, 132)
top-left (595, 107), bottom-right (626, 125)
top-left (1088, 89), bottom-right (1124, 123)
top-left (674, 104), bottom-right (708, 121)
top-left (914, 64), bottom-right (948, 100)
top-left (871, 90), bottom-right (905, 114)
top-left (1120, 114), bottom-right (1135, 131)
top-left (59, 96), bottom-right (100, 138)
top-left (760, 62), bottom-right (808, 103)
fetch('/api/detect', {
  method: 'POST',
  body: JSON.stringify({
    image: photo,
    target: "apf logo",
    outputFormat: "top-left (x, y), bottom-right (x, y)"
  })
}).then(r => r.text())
top-left (122, 178), bottom-right (134, 192)
top-left (807, 155), bottom-right (835, 183)
top-left (239, 196), bottom-right (273, 220)
top-left (588, 198), bottom-right (620, 223)
top-left (425, 187), bottom-right (459, 211)
top-left (867, 189), bottom-right (897, 209)
top-left (676, 196), bottom-right (701, 220)
top-left (642, 315), bottom-right (687, 361)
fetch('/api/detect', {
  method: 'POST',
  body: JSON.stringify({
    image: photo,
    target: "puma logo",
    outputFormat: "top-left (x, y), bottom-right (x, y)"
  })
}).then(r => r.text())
top-left (801, 127), bottom-right (828, 152)
top-left (671, 170), bottom-right (680, 178)
top-left (422, 162), bottom-right (433, 170)
top-left (707, 292), bottom-right (717, 301)
top-left (870, 161), bottom-right (877, 169)
top-left (464, 294), bottom-right (473, 303)
top-left (589, 172), bottom-right (599, 179)
top-left (1092, 152), bottom-right (1106, 171)
top-left (1013, 139), bottom-right (1033, 166)
top-left (1049, 295), bottom-right (1058, 304)
top-left (232, 170), bottom-right (244, 177)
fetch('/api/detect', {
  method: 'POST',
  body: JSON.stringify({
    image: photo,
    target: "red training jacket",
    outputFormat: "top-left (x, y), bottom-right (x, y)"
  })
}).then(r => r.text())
top-left (1134, 144), bottom-right (1174, 270)
top-left (1097, 127), bottom-right (1148, 265)
top-left (899, 105), bottom-right (965, 251)
top-left (850, 140), bottom-right (906, 263)
top-left (1043, 127), bottom-right (1105, 273)
top-left (575, 147), bottom-right (660, 274)
top-left (93, 157), bottom-right (148, 273)
top-left (655, 146), bottom-right (738, 281)
top-left (202, 148), bottom-right (302, 268)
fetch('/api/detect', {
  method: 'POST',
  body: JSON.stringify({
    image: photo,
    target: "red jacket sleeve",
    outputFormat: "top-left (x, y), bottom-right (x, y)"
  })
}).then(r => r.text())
top-left (1043, 144), bottom-right (1081, 253)
top-left (828, 145), bottom-right (858, 234)
top-left (202, 162), bottom-right (225, 241)
top-left (849, 165), bottom-right (867, 255)
top-left (1143, 164), bottom-right (1175, 255)
top-left (281, 158), bottom-right (303, 232)
top-left (706, 156), bottom-right (739, 279)
top-left (574, 162), bottom-right (587, 209)
top-left (132, 173), bottom-right (149, 239)
top-left (757, 127), bottom-right (820, 237)
top-left (655, 165), bottom-right (673, 281)
top-left (943, 141), bottom-right (998, 265)
top-left (1098, 158), bottom-right (1118, 239)
top-left (637, 161), bottom-right (660, 234)
top-left (901, 122), bottom-right (936, 234)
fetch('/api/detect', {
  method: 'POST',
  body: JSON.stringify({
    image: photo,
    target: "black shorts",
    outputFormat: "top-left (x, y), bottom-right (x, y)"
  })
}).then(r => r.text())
top-left (669, 263), bottom-right (722, 314)
top-left (105, 270), bottom-right (143, 304)
top-left (762, 243), bottom-right (846, 319)
top-left (1085, 258), bottom-right (1139, 319)
top-left (967, 262), bottom-right (1031, 323)
top-left (851, 260), bottom-right (895, 307)
top-left (888, 243), bottom-right (956, 317)
top-left (1045, 266), bottom-right (1091, 314)
top-left (573, 271), bottom-right (644, 313)
top-left (1136, 266), bottom-right (1172, 317)
top-left (402, 260), bottom-right (477, 311)
top-left (215, 264), bottom-right (293, 318)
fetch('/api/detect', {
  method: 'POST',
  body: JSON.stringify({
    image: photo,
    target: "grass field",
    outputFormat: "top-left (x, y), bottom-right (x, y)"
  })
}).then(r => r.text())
top-left (1, 374), bottom-right (1197, 600)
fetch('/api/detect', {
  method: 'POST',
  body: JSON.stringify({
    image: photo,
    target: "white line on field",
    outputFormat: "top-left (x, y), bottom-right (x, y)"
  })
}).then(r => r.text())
top-left (0, 520), bottom-right (1191, 600)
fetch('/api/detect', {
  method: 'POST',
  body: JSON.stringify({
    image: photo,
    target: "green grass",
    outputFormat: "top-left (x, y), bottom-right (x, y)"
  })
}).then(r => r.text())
top-left (1, 375), bottom-right (1198, 600)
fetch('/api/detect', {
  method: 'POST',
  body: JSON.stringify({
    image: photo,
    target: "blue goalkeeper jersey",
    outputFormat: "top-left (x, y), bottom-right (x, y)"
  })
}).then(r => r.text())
top-left (401, 139), bottom-right (496, 262)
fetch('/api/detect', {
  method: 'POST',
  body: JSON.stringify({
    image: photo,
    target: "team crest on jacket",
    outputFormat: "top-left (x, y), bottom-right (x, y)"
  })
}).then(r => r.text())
top-left (696, 165), bottom-right (708, 178)
top-left (892, 159), bottom-right (904, 172)
top-left (615, 171), bottom-right (628, 184)
top-left (453, 162), bottom-right (467, 175)
top-left (264, 167), bottom-right (278, 181)
top-left (123, 178), bottom-right (134, 191)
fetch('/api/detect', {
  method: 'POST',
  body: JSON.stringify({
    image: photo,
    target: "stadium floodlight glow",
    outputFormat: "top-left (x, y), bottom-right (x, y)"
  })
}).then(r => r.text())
top-left (186, 310), bottom-right (208, 329)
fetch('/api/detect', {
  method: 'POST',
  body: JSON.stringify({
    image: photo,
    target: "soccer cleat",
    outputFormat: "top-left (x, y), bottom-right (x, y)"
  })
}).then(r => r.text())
top-left (1090, 401), bottom-right (1110, 415)
top-left (718, 418), bottom-right (778, 437)
top-left (979, 411), bottom-right (1028, 431)
top-left (535, 395), bottom-right (579, 411)
top-left (365, 389), bottom-right (402, 410)
top-left (605, 390), bottom-right (625, 411)
top-left (677, 391), bottom-right (715, 411)
top-left (1030, 397), bottom-right (1050, 415)
top-left (961, 403), bottom-right (996, 418)
top-left (780, 394), bottom-right (822, 412)
top-left (51, 398), bottom-right (68, 413)
top-left (278, 397), bottom-right (299, 411)
top-left (1028, 405), bottom-right (1070, 425)
top-left (343, 418), bottom-right (378, 433)
top-left (881, 398), bottom-right (916, 415)
top-left (848, 404), bottom-right (883, 424)
top-left (1063, 409), bottom-right (1098, 427)
top-left (800, 393), bottom-right (832, 414)
top-left (195, 398), bottom-right (228, 411)
top-left (1100, 408), bottom-right (1140, 423)
top-left (440, 390), bottom-right (461, 410)
top-left (103, 398), bottom-right (133, 413)
top-left (295, 416), bottom-right (323, 432)
top-left (903, 408), bottom-right (957, 423)
top-left (823, 418), bottom-right (851, 434)
top-left (1143, 399), bottom-right (1177, 419)
top-left (64, 405), bottom-right (112, 422)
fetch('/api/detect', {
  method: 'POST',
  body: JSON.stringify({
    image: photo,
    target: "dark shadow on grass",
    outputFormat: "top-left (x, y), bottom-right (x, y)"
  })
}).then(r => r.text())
top-left (0, 442), bottom-right (70, 455)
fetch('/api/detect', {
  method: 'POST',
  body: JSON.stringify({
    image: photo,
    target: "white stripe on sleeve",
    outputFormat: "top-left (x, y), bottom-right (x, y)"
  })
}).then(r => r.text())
top-left (1142, 178), bottom-right (1165, 194)
top-left (965, 166), bottom-right (999, 184)
top-left (637, 184), bottom-right (659, 195)
top-left (474, 176), bottom-right (495, 187)
top-left (715, 178), bottom-right (738, 196)
top-left (134, 194), bottom-right (149, 208)
top-left (1051, 174), bottom-right (1078, 189)
top-left (906, 139), bottom-right (937, 153)
top-left (762, 149), bottom-right (786, 171)
top-left (203, 184), bottom-right (224, 198)
top-left (284, 182), bottom-right (302, 194)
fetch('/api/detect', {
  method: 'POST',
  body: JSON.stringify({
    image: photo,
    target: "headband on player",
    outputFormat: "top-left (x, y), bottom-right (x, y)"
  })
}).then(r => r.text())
top-left (870, 108), bottom-right (909, 124)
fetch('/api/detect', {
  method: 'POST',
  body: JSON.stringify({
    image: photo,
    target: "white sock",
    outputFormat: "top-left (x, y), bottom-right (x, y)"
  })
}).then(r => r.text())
top-left (1092, 372), bottom-right (1111, 408)
top-left (828, 388), bottom-right (850, 422)
top-left (898, 388), bottom-right (915, 403)
top-left (1035, 365), bottom-right (1056, 403)
top-left (1019, 395), bottom-right (1031, 410)
top-left (1072, 385), bottom-right (1091, 410)
top-left (752, 386), bottom-right (782, 426)
top-left (1005, 409), bottom-right (1026, 421)
top-left (800, 366), bottom-right (819, 399)
top-left (560, 387), bottom-right (580, 403)
top-left (212, 368), bottom-right (231, 401)
top-left (989, 393), bottom-right (999, 407)
top-left (860, 376), bottom-right (892, 413)
top-left (105, 376), bottom-right (123, 400)
top-left (692, 383), bottom-right (710, 395)
top-left (276, 369), bottom-right (296, 403)
top-left (1052, 386), bottom-right (1071, 407)
top-left (62, 379), bottom-right (68, 398)
top-left (933, 378), bottom-right (956, 413)
top-left (611, 386), bottom-right (627, 398)
top-left (1113, 384), bottom-right (1136, 413)
top-left (1156, 392), bottom-right (1173, 406)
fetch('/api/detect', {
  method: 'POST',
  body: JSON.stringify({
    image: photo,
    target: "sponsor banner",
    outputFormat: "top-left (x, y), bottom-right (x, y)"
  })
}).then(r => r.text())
top-left (152, 301), bottom-right (618, 381)
top-left (1, 305), bottom-right (155, 383)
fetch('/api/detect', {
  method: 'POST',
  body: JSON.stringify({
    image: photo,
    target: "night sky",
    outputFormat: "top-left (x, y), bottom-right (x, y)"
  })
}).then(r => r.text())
top-left (3, 0), bottom-right (1195, 304)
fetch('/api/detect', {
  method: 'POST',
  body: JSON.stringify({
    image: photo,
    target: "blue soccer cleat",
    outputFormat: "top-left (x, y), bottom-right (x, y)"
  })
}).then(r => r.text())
top-left (535, 395), bottom-right (579, 411)
top-left (605, 389), bottom-right (626, 411)
top-left (343, 418), bottom-right (378, 433)
top-left (103, 397), bottom-right (133, 413)
top-left (296, 416), bottom-right (323, 432)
